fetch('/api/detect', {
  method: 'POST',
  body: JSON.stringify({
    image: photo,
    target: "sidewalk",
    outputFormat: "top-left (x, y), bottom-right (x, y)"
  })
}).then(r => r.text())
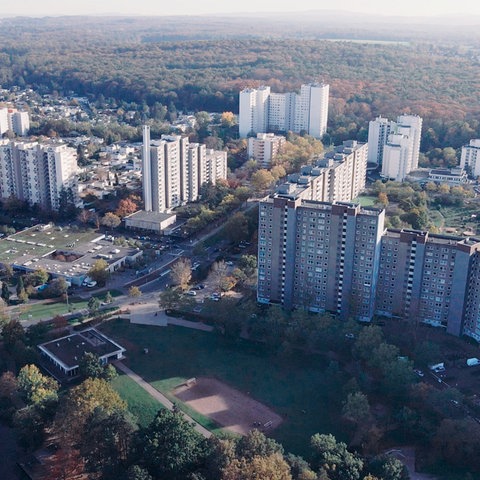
top-left (114, 361), bottom-right (212, 438)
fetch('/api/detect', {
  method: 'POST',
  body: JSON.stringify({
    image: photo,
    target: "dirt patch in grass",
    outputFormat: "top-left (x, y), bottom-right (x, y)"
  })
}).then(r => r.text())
top-left (174, 377), bottom-right (282, 435)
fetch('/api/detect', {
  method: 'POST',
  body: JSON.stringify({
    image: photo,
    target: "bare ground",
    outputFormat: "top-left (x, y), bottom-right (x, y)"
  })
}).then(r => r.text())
top-left (173, 377), bottom-right (282, 435)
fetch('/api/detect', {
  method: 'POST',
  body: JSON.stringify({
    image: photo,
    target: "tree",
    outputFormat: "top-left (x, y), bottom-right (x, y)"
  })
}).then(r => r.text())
top-left (17, 364), bottom-right (59, 406)
top-left (353, 326), bottom-right (384, 361)
top-left (104, 291), bottom-right (113, 304)
top-left (310, 433), bottom-right (364, 480)
top-left (251, 169), bottom-right (275, 192)
top-left (80, 407), bottom-right (138, 478)
top-left (342, 392), bottom-right (371, 426)
top-left (159, 288), bottom-right (182, 310)
top-left (128, 285), bottom-right (142, 298)
top-left (1, 281), bottom-right (10, 304)
top-left (271, 165), bottom-right (286, 182)
top-left (88, 296), bottom-right (101, 315)
top-left (170, 257), bottom-right (192, 291)
top-left (0, 371), bottom-right (18, 399)
top-left (16, 275), bottom-right (25, 296)
top-left (221, 111), bottom-right (236, 127)
top-left (46, 277), bottom-right (68, 297)
top-left (367, 455), bottom-right (409, 480)
top-left (79, 352), bottom-right (106, 379)
top-left (101, 212), bottom-right (121, 229)
top-left (77, 209), bottom-right (92, 224)
top-left (55, 378), bottom-right (127, 445)
top-left (222, 453), bottom-right (292, 480)
top-left (224, 212), bottom-right (249, 242)
top-left (238, 254), bottom-right (257, 277)
top-left (88, 259), bottom-right (109, 286)
top-left (237, 429), bottom-right (284, 460)
top-left (210, 260), bottom-right (229, 292)
top-left (139, 409), bottom-right (207, 480)
top-left (26, 268), bottom-right (49, 287)
top-left (2, 319), bottom-right (26, 352)
top-left (116, 196), bottom-right (139, 217)
top-left (433, 418), bottom-right (480, 472)
top-left (377, 192), bottom-right (389, 207)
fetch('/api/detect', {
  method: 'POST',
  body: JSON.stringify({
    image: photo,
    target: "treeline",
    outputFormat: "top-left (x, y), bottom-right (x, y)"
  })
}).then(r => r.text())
top-left (1, 18), bottom-right (480, 151)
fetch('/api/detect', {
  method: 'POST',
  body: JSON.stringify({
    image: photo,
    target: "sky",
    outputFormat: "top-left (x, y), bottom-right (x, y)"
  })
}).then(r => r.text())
top-left (1, 0), bottom-right (480, 18)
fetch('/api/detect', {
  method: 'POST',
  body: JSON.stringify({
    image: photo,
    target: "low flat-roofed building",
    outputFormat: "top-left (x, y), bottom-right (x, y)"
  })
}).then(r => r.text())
top-left (124, 210), bottom-right (177, 233)
top-left (428, 167), bottom-right (468, 185)
top-left (38, 328), bottom-right (126, 378)
top-left (0, 224), bottom-right (143, 285)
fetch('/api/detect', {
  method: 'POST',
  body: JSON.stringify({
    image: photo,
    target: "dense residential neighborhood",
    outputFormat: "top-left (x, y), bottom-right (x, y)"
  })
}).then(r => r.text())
top-left (1, 4), bottom-right (480, 480)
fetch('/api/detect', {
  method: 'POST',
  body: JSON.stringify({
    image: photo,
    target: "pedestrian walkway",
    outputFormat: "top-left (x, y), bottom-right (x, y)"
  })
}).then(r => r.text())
top-left (114, 361), bottom-right (212, 438)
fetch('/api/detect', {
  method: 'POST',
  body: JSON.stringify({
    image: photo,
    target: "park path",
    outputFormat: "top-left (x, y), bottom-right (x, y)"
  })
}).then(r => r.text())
top-left (114, 361), bottom-right (212, 438)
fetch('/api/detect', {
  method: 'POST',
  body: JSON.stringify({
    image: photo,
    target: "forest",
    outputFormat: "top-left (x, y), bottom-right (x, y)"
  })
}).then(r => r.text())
top-left (1, 16), bottom-right (480, 150)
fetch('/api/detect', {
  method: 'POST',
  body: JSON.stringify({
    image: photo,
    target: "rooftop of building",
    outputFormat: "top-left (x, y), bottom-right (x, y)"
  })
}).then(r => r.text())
top-left (38, 328), bottom-right (125, 371)
top-left (124, 210), bottom-right (177, 222)
top-left (0, 224), bottom-right (140, 278)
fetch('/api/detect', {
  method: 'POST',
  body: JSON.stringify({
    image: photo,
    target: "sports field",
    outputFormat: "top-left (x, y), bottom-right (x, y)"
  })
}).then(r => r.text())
top-left (100, 319), bottom-right (347, 455)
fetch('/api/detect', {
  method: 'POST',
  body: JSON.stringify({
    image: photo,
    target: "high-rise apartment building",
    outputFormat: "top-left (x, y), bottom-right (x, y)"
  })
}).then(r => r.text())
top-left (367, 114), bottom-right (422, 180)
top-left (247, 133), bottom-right (286, 168)
top-left (0, 107), bottom-right (30, 136)
top-left (142, 128), bottom-right (227, 213)
top-left (460, 139), bottom-right (480, 177)
top-left (258, 181), bottom-right (480, 337)
top-left (367, 116), bottom-right (391, 165)
top-left (238, 86), bottom-right (271, 138)
top-left (258, 190), bottom-right (384, 321)
top-left (239, 83), bottom-right (329, 139)
top-left (284, 140), bottom-right (367, 204)
top-left (0, 140), bottom-right (77, 211)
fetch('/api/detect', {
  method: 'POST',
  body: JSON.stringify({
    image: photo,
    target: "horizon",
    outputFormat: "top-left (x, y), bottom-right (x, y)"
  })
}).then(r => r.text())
top-left (1, 0), bottom-right (480, 18)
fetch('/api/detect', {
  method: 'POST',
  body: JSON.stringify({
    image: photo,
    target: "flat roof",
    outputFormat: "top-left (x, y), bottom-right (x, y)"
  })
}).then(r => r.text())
top-left (125, 210), bottom-right (176, 222)
top-left (0, 224), bottom-right (140, 278)
top-left (38, 328), bottom-right (125, 371)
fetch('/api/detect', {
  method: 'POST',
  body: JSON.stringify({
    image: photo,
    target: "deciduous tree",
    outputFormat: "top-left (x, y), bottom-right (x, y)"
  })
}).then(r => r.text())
top-left (170, 257), bottom-right (192, 291)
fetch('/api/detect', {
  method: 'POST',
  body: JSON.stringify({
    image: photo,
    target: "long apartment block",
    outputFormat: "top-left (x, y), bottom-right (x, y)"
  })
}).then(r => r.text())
top-left (258, 191), bottom-right (480, 338)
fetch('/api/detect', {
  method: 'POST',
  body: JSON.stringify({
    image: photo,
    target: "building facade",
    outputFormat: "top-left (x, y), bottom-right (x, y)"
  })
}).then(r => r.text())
top-left (284, 140), bottom-right (368, 204)
top-left (247, 133), bottom-right (286, 168)
top-left (239, 83), bottom-right (329, 139)
top-left (142, 128), bottom-right (227, 213)
top-left (258, 184), bottom-right (480, 338)
top-left (258, 191), bottom-right (384, 322)
top-left (460, 139), bottom-right (480, 177)
top-left (367, 114), bottom-right (422, 180)
top-left (0, 107), bottom-right (30, 136)
top-left (0, 140), bottom-right (77, 211)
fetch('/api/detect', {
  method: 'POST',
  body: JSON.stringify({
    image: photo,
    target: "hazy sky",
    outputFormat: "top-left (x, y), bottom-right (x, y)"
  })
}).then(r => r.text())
top-left (1, 0), bottom-right (480, 17)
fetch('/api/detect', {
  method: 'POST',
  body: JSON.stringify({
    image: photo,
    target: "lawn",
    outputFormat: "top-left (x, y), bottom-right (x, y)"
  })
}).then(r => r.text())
top-left (17, 290), bottom-right (123, 321)
top-left (99, 319), bottom-right (346, 456)
top-left (110, 373), bottom-right (164, 427)
top-left (355, 195), bottom-right (378, 207)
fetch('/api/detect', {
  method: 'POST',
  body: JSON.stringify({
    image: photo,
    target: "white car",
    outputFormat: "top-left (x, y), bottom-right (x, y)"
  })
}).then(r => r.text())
top-left (86, 281), bottom-right (97, 288)
top-left (186, 290), bottom-right (197, 296)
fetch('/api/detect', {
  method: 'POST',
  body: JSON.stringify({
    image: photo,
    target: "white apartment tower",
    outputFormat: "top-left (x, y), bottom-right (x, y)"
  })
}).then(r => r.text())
top-left (0, 140), bottom-right (77, 211)
top-left (369, 114), bottom-right (423, 181)
top-left (247, 133), bottom-right (286, 168)
top-left (460, 139), bottom-right (480, 177)
top-left (367, 116), bottom-right (391, 165)
top-left (142, 130), bottom-right (227, 214)
top-left (0, 107), bottom-right (30, 136)
top-left (238, 86), bottom-right (270, 138)
top-left (239, 83), bottom-right (329, 139)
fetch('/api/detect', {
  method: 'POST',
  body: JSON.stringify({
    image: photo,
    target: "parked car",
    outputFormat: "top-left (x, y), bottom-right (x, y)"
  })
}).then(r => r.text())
top-left (186, 290), bottom-right (197, 296)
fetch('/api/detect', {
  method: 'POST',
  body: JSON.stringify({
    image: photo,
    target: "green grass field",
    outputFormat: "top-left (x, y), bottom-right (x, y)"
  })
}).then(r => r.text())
top-left (354, 195), bottom-right (378, 207)
top-left (110, 373), bottom-right (164, 427)
top-left (100, 319), bottom-right (346, 456)
top-left (18, 290), bottom-right (123, 321)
